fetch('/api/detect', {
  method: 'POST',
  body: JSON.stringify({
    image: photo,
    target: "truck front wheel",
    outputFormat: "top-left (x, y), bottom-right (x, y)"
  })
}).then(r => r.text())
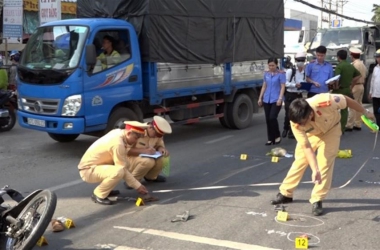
top-left (227, 93), bottom-right (253, 129)
top-left (48, 133), bottom-right (79, 143)
top-left (106, 107), bottom-right (138, 133)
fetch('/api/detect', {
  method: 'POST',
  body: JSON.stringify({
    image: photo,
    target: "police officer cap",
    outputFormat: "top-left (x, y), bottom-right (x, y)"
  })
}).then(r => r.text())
top-left (375, 49), bottom-right (380, 58)
top-left (295, 51), bottom-right (306, 59)
top-left (123, 121), bottom-right (149, 134)
top-left (152, 116), bottom-right (172, 135)
top-left (349, 47), bottom-right (362, 55)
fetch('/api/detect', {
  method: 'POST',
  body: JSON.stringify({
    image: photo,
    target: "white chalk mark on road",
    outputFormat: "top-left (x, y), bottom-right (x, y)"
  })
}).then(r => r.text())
top-left (114, 226), bottom-right (280, 250)
top-left (48, 179), bottom-right (83, 192)
top-left (204, 135), bottom-right (234, 144)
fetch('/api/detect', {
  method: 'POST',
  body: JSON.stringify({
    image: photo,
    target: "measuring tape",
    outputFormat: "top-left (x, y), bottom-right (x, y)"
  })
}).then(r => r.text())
top-left (153, 117), bottom-right (379, 194)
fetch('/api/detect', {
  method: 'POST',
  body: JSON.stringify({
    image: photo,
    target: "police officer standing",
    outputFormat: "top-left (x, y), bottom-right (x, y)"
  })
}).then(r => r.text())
top-left (282, 52), bottom-right (308, 139)
top-left (332, 50), bottom-right (361, 133)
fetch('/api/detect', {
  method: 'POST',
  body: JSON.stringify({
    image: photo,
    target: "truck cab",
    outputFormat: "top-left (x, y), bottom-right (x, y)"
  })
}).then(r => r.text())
top-left (307, 26), bottom-right (380, 103)
top-left (17, 19), bottom-right (142, 142)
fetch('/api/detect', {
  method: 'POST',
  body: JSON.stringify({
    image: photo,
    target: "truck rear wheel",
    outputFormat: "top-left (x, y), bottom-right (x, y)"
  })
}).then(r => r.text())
top-left (106, 107), bottom-right (138, 133)
top-left (227, 93), bottom-right (253, 129)
top-left (48, 133), bottom-right (79, 143)
top-left (219, 103), bottom-right (232, 128)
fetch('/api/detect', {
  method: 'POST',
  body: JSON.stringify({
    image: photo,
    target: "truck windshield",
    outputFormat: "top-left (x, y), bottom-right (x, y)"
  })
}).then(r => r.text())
top-left (310, 29), bottom-right (362, 49)
top-left (20, 25), bottom-right (88, 70)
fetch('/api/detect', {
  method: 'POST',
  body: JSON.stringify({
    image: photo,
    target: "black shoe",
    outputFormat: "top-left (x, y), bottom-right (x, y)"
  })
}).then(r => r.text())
top-left (265, 141), bottom-right (273, 146)
top-left (282, 130), bottom-right (289, 138)
top-left (107, 190), bottom-right (120, 197)
top-left (124, 182), bottom-right (133, 189)
top-left (312, 201), bottom-right (323, 216)
top-left (144, 175), bottom-right (166, 183)
top-left (353, 126), bottom-right (362, 131)
top-left (288, 133), bottom-right (295, 139)
top-left (345, 127), bottom-right (353, 132)
top-left (91, 194), bottom-right (113, 205)
top-left (270, 193), bottom-right (293, 205)
top-left (274, 137), bottom-right (282, 145)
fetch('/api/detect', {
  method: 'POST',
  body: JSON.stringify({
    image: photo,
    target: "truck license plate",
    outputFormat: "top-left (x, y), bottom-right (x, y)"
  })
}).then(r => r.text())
top-left (27, 118), bottom-right (46, 127)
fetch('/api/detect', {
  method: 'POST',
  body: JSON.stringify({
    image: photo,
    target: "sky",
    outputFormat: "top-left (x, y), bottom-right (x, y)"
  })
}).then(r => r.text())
top-left (285, 0), bottom-right (378, 27)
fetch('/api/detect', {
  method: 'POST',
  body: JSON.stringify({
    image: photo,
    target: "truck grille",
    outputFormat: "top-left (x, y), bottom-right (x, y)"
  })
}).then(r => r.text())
top-left (21, 97), bottom-right (60, 115)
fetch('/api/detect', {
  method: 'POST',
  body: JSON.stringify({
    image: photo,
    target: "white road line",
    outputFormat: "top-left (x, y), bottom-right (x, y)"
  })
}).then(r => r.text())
top-left (48, 179), bottom-right (83, 192)
top-left (114, 226), bottom-right (280, 250)
top-left (95, 244), bottom-right (145, 250)
top-left (204, 135), bottom-right (234, 144)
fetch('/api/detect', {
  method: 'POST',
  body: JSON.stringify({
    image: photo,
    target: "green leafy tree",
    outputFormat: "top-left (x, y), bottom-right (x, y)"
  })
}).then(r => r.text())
top-left (371, 4), bottom-right (380, 23)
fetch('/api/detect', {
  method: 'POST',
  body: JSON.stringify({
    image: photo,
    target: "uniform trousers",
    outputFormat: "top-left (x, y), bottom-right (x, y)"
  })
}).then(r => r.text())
top-left (279, 123), bottom-right (341, 204)
top-left (79, 157), bottom-right (163, 199)
top-left (347, 84), bottom-right (364, 128)
top-left (372, 97), bottom-right (380, 127)
top-left (263, 102), bottom-right (282, 142)
top-left (283, 91), bottom-right (303, 132)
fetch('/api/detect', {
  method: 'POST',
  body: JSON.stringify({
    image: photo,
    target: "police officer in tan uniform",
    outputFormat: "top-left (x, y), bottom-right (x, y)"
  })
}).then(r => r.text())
top-left (78, 121), bottom-right (149, 205)
top-left (346, 47), bottom-right (368, 131)
top-left (270, 93), bottom-right (375, 216)
top-left (124, 116), bottom-right (172, 189)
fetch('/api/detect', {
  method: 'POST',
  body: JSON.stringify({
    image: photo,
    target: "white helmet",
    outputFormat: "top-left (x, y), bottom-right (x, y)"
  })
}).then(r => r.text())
top-left (295, 51), bottom-right (307, 60)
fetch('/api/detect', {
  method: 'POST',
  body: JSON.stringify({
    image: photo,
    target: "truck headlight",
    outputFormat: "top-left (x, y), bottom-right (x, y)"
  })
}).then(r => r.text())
top-left (62, 95), bottom-right (82, 116)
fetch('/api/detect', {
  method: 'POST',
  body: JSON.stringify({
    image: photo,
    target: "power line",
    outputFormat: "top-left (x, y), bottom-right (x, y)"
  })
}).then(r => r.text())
top-left (294, 0), bottom-right (378, 25)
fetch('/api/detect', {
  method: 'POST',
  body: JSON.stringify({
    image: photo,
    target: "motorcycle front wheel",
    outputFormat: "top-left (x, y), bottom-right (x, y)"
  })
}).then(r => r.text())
top-left (0, 108), bottom-right (16, 132)
top-left (5, 190), bottom-right (57, 250)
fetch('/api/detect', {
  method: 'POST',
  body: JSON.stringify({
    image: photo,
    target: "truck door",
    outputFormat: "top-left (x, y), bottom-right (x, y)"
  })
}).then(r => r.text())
top-left (82, 28), bottom-right (142, 129)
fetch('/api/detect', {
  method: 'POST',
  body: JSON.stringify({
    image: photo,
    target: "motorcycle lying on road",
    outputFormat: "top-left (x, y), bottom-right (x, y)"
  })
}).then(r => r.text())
top-left (0, 90), bottom-right (17, 132)
top-left (0, 185), bottom-right (57, 249)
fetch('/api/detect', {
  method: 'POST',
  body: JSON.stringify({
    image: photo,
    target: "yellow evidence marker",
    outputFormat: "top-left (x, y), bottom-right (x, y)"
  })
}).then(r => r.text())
top-left (276, 211), bottom-right (288, 222)
top-left (135, 197), bottom-right (145, 206)
top-left (271, 156), bottom-right (279, 162)
top-left (36, 236), bottom-right (48, 246)
top-left (295, 236), bottom-right (309, 249)
top-left (64, 218), bottom-right (76, 229)
top-left (240, 154), bottom-right (247, 160)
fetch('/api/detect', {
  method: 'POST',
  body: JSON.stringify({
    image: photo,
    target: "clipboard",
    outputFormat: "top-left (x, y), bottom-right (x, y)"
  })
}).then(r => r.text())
top-left (299, 82), bottom-right (312, 91)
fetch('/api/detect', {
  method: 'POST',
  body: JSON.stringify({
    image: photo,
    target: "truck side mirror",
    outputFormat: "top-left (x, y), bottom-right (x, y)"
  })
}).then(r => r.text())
top-left (85, 44), bottom-right (97, 66)
top-left (368, 33), bottom-right (375, 44)
top-left (298, 30), bottom-right (305, 43)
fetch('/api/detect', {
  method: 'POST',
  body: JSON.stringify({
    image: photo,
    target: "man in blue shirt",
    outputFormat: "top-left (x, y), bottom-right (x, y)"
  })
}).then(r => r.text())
top-left (305, 46), bottom-right (334, 97)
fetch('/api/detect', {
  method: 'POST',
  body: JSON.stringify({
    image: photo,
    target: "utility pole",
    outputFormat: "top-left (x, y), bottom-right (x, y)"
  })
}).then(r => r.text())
top-left (328, 0), bottom-right (332, 28)
top-left (320, 0), bottom-right (324, 28)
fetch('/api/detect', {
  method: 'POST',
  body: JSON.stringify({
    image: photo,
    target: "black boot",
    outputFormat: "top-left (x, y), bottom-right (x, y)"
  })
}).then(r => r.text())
top-left (282, 129), bottom-right (289, 138)
top-left (270, 193), bottom-right (293, 205)
top-left (107, 190), bottom-right (120, 197)
top-left (144, 175), bottom-right (167, 182)
top-left (312, 201), bottom-right (323, 216)
top-left (91, 194), bottom-right (113, 205)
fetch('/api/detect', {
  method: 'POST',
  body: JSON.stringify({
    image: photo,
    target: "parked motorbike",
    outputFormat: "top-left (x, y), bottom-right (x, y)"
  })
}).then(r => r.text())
top-left (0, 90), bottom-right (17, 132)
top-left (0, 185), bottom-right (57, 249)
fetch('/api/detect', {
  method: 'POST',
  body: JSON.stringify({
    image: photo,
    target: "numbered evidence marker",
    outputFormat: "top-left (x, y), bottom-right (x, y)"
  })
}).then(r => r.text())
top-left (64, 218), bottom-right (76, 229)
top-left (272, 156), bottom-right (279, 163)
top-left (240, 154), bottom-right (248, 160)
top-left (36, 236), bottom-right (48, 246)
top-left (135, 197), bottom-right (145, 206)
top-left (295, 236), bottom-right (309, 249)
top-left (276, 211), bottom-right (288, 221)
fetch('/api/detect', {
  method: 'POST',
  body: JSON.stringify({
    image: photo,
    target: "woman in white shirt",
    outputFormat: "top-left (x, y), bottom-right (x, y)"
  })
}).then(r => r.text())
top-left (369, 49), bottom-right (380, 127)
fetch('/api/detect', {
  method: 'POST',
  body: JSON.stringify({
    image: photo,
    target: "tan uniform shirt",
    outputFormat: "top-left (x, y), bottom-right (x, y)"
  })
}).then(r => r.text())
top-left (78, 129), bottom-right (140, 188)
top-left (132, 132), bottom-right (165, 151)
top-left (352, 59), bottom-right (367, 84)
top-left (290, 93), bottom-right (347, 147)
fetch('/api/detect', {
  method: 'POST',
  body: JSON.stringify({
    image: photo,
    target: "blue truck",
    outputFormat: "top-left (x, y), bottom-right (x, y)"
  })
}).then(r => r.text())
top-left (16, 0), bottom-right (285, 142)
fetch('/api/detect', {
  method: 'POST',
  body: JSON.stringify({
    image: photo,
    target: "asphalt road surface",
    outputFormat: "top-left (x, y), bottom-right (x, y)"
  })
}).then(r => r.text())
top-left (1, 106), bottom-right (380, 250)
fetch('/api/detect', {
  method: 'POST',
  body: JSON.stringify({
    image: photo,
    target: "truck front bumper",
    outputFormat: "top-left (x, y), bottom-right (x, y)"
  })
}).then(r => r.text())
top-left (17, 111), bottom-right (85, 134)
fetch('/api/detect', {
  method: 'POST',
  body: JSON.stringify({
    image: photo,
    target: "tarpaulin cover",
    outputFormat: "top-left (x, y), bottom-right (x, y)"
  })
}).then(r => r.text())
top-left (77, 0), bottom-right (284, 64)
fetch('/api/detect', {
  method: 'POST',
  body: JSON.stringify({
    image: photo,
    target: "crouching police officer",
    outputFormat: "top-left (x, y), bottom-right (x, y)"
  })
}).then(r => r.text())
top-left (78, 121), bottom-right (149, 205)
top-left (124, 116), bottom-right (172, 189)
